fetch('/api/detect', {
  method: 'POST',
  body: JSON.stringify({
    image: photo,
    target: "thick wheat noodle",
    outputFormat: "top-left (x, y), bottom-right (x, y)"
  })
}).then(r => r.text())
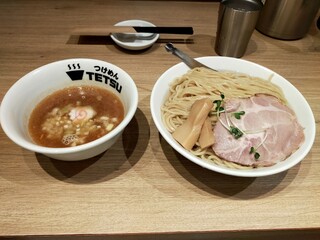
top-left (161, 67), bottom-right (286, 169)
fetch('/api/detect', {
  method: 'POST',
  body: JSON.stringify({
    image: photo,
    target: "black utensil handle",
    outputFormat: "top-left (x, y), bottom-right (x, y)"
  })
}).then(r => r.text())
top-left (133, 27), bottom-right (193, 34)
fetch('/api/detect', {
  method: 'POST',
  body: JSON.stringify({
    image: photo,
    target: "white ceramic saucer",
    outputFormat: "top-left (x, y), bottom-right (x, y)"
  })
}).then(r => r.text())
top-left (110, 20), bottom-right (159, 50)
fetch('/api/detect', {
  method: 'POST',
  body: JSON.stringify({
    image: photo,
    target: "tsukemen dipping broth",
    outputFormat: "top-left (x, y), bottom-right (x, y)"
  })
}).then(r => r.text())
top-left (28, 85), bottom-right (124, 147)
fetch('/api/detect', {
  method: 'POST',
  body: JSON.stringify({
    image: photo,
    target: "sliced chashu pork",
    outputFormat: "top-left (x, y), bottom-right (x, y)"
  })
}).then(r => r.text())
top-left (212, 94), bottom-right (304, 167)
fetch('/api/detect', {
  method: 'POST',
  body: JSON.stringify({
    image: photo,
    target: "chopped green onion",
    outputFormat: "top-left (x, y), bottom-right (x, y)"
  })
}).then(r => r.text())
top-left (249, 146), bottom-right (260, 160)
top-left (229, 126), bottom-right (243, 139)
top-left (234, 111), bottom-right (245, 120)
top-left (250, 147), bottom-right (255, 154)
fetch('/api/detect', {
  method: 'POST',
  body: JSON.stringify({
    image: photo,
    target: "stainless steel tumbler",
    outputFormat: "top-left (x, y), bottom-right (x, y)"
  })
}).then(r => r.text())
top-left (256, 0), bottom-right (320, 40)
top-left (215, 0), bottom-right (263, 58)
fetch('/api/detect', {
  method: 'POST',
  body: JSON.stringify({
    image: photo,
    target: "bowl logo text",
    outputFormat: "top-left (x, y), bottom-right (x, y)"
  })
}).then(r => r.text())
top-left (66, 63), bottom-right (122, 93)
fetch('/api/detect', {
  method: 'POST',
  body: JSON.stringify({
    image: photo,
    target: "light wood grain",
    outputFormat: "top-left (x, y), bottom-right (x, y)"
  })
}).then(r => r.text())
top-left (0, 0), bottom-right (319, 239)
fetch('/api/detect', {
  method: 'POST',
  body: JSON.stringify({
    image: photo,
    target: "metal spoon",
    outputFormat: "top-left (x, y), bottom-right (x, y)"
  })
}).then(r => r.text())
top-left (112, 33), bottom-right (157, 42)
top-left (165, 43), bottom-right (217, 71)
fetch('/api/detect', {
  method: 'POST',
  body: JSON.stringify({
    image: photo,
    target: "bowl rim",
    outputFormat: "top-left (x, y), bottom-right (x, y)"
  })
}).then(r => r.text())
top-left (0, 58), bottom-right (139, 155)
top-left (150, 56), bottom-right (316, 177)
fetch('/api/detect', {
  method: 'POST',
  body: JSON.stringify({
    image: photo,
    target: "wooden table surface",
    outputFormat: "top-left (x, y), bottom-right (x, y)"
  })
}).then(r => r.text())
top-left (0, 1), bottom-right (319, 239)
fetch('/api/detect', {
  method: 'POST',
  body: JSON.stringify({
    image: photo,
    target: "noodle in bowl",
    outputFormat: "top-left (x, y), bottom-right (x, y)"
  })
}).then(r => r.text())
top-left (150, 57), bottom-right (315, 177)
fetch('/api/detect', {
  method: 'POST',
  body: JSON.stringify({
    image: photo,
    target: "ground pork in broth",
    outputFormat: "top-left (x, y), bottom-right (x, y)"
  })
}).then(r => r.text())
top-left (28, 85), bottom-right (124, 147)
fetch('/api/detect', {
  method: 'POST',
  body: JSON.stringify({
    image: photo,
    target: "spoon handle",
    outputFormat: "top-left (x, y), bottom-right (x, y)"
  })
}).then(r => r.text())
top-left (165, 43), bottom-right (217, 71)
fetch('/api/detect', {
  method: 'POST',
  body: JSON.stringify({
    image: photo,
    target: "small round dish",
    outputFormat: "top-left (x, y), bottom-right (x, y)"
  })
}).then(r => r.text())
top-left (150, 57), bottom-right (315, 177)
top-left (110, 20), bottom-right (159, 50)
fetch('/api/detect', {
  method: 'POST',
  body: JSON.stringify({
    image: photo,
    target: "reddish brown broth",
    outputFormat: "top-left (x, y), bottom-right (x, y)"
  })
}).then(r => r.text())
top-left (28, 85), bottom-right (124, 148)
